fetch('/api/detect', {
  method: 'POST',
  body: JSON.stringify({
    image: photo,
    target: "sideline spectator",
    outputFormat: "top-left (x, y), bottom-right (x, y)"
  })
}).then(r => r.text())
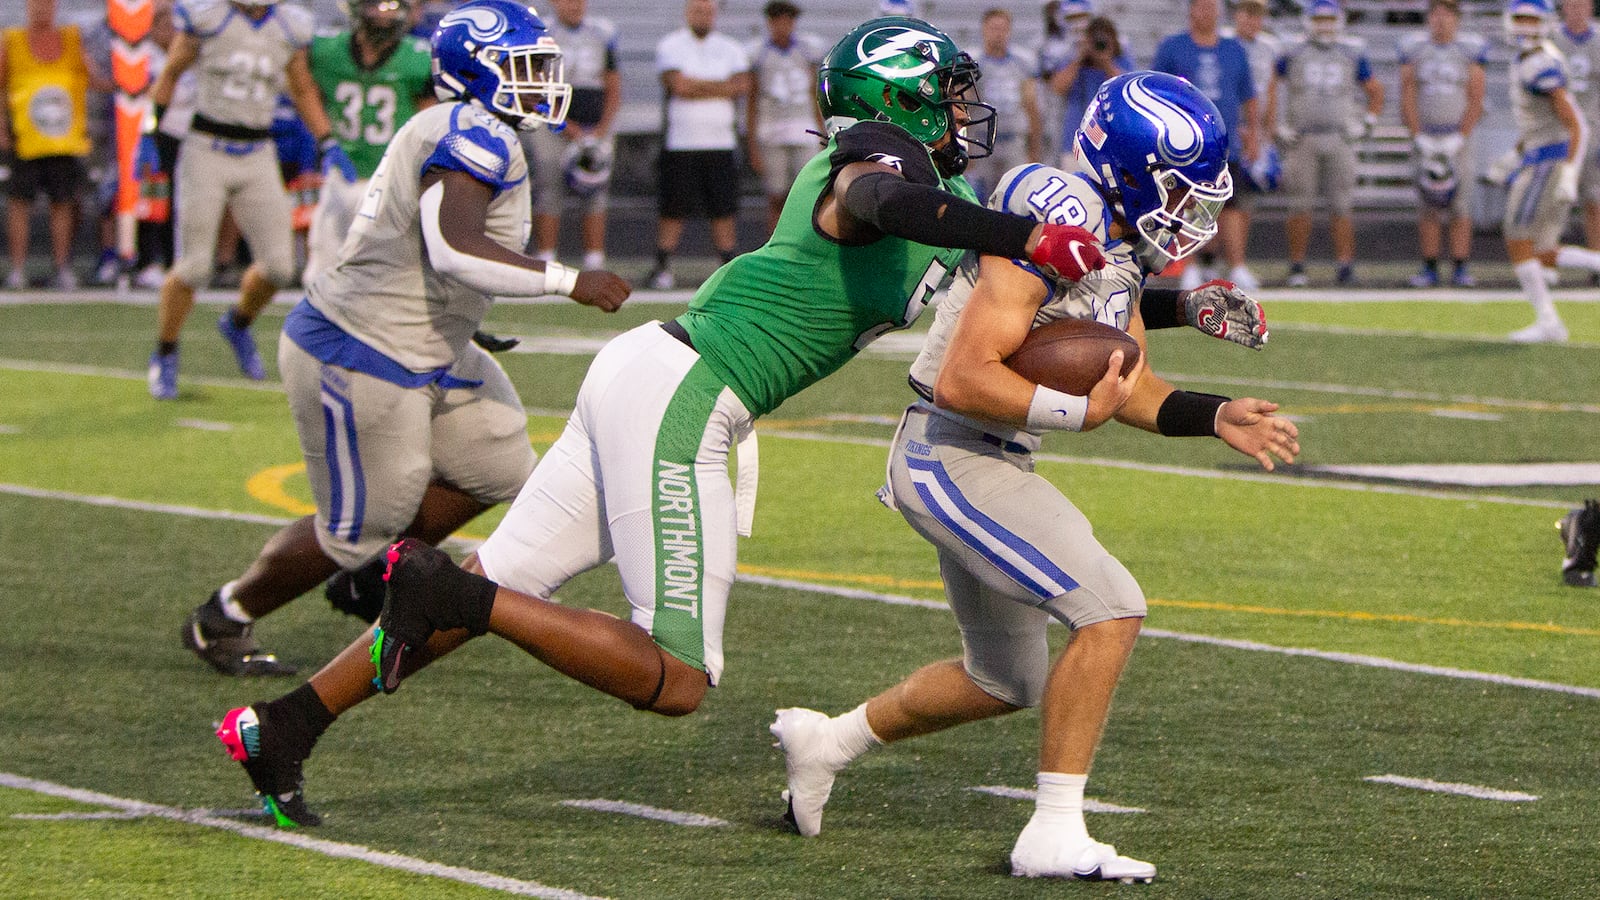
top-left (746, 0), bottom-right (825, 236)
top-left (1227, 0), bottom-right (1281, 268)
top-left (962, 8), bottom-right (1041, 202)
top-left (142, 0), bottom-right (345, 399)
top-left (1399, 0), bottom-right (1486, 288)
top-left (1151, 0), bottom-right (1259, 290)
top-left (0, 0), bottom-right (98, 290)
top-left (1034, 1), bottom-right (1074, 162)
top-left (525, 0), bottom-right (620, 270)
top-left (1552, 0), bottom-right (1600, 264)
top-left (647, 0), bottom-right (750, 290)
top-left (1048, 12), bottom-right (1131, 169)
top-left (1265, 0), bottom-right (1382, 286)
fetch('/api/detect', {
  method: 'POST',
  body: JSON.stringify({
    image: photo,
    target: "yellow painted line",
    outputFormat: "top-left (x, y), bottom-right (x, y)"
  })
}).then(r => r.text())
top-left (245, 463), bottom-right (315, 516)
top-left (740, 563), bottom-right (1600, 639)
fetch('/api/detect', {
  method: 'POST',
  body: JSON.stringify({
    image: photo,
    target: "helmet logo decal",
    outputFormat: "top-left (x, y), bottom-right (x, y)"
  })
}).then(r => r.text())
top-left (853, 26), bottom-right (941, 78)
top-left (439, 6), bottom-right (508, 42)
top-left (1123, 74), bottom-right (1203, 167)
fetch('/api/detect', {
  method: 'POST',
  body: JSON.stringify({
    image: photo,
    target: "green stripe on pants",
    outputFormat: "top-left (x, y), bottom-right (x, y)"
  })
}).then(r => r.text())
top-left (650, 359), bottom-right (723, 671)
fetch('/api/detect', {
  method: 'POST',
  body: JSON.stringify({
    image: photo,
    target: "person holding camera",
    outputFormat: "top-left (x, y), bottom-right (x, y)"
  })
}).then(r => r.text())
top-left (1048, 11), bottom-right (1132, 169)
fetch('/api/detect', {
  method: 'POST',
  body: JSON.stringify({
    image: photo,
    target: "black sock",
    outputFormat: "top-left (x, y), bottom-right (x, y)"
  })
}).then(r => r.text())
top-left (157, 340), bottom-right (178, 356)
top-left (262, 682), bottom-right (336, 757)
top-left (654, 248), bottom-right (671, 270)
top-left (1422, 258), bottom-right (1438, 274)
top-left (718, 248), bottom-right (736, 265)
top-left (435, 564), bottom-right (498, 637)
top-left (229, 309), bottom-right (251, 330)
top-left (1452, 259), bottom-right (1468, 272)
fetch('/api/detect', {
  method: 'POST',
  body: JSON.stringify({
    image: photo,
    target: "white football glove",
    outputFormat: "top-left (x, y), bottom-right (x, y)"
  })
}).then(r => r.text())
top-left (1183, 279), bottom-right (1269, 350)
top-left (1555, 160), bottom-right (1581, 204)
top-left (1481, 148), bottom-right (1521, 187)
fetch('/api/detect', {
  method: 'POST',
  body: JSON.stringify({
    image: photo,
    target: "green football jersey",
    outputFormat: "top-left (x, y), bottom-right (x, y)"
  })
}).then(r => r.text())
top-left (680, 122), bottom-right (977, 418)
top-left (309, 33), bottom-right (434, 179)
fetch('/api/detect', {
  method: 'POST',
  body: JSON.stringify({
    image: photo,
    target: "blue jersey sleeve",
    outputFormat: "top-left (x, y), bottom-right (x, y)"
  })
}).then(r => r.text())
top-left (420, 106), bottom-right (521, 196)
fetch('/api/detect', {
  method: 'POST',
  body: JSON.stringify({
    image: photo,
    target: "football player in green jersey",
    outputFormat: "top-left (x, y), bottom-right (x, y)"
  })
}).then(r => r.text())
top-left (303, 0), bottom-right (434, 284)
top-left (218, 16), bottom-right (1115, 826)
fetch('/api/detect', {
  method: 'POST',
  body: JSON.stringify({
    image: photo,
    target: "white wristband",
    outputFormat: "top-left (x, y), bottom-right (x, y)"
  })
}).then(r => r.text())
top-left (1026, 384), bottom-right (1088, 433)
top-left (542, 262), bottom-right (580, 297)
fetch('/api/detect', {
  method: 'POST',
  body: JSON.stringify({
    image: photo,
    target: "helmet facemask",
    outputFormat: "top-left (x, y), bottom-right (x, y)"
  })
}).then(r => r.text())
top-left (931, 55), bottom-right (997, 178)
top-left (482, 40), bottom-right (571, 130)
top-left (1131, 165), bottom-right (1231, 270)
top-left (353, 0), bottom-right (412, 45)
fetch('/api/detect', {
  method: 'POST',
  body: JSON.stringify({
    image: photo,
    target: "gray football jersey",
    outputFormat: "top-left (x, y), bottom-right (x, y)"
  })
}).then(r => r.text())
top-left (748, 33), bottom-right (827, 145)
top-left (177, 0), bottom-right (313, 130)
top-left (308, 101), bottom-right (532, 372)
top-left (910, 161), bottom-right (1142, 432)
top-left (1277, 36), bottom-right (1370, 133)
top-left (1511, 44), bottom-right (1572, 152)
top-left (1551, 25), bottom-right (1600, 124)
top-left (1235, 29), bottom-right (1281, 102)
top-left (1398, 30), bottom-right (1488, 132)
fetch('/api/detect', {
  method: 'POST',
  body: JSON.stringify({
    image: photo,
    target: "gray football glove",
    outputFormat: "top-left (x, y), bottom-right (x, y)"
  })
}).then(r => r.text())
top-left (1182, 279), bottom-right (1269, 350)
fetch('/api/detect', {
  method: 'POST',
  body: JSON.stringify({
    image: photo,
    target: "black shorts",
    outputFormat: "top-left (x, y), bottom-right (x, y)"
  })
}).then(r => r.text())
top-left (657, 149), bottom-right (740, 219)
top-left (9, 155), bottom-right (86, 203)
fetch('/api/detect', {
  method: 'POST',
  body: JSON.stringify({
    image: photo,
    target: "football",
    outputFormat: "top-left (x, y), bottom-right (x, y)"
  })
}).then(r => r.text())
top-left (1004, 318), bottom-right (1142, 396)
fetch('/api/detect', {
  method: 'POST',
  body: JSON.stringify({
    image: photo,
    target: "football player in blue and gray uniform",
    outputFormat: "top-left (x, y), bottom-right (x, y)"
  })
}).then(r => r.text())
top-left (771, 72), bottom-right (1296, 884)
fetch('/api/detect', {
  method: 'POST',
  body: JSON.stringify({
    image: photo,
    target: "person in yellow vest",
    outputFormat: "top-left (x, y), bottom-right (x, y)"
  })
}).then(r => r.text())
top-left (0, 0), bottom-right (96, 290)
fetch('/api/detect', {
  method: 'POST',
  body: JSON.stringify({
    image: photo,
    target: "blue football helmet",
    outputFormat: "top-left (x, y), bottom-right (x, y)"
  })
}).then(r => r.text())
top-left (431, 0), bottom-right (571, 131)
top-left (1074, 71), bottom-right (1232, 271)
top-left (1305, 0), bottom-right (1343, 42)
top-left (1505, 0), bottom-right (1555, 51)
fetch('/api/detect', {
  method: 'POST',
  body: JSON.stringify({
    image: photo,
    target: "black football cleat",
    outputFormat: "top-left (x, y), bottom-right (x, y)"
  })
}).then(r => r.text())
top-left (324, 557), bottom-right (388, 623)
top-left (183, 594), bottom-right (297, 676)
top-left (1559, 499), bottom-right (1600, 587)
top-left (216, 705), bottom-right (320, 827)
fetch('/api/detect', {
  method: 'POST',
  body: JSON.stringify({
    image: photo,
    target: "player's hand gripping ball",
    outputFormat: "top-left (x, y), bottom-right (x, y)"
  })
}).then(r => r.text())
top-left (1005, 318), bottom-right (1141, 396)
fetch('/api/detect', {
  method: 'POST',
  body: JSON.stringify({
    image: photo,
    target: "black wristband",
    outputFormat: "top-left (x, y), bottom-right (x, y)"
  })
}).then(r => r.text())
top-left (1140, 287), bottom-right (1184, 330)
top-left (842, 171), bottom-right (1037, 257)
top-left (1157, 390), bottom-right (1230, 437)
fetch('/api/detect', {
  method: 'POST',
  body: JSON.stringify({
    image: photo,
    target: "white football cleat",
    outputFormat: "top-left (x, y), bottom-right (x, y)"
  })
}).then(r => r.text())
top-left (1011, 826), bottom-right (1156, 884)
top-left (770, 707), bottom-right (844, 837)
top-left (1508, 321), bottom-right (1569, 344)
top-left (1226, 264), bottom-right (1260, 293)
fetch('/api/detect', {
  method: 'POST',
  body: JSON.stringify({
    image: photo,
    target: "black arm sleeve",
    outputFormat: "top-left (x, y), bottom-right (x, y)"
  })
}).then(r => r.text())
top-left (841, 171), bottom-right (1038, 258)
top-left (1140, 287), bottom-right (1185, 330)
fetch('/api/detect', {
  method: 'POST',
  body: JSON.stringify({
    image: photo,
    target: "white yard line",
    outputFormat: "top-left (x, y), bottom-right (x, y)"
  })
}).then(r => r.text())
top-left (1363, 775), bottom-right (1539, 802)
top-left (559, 799), bottom-right (730, 828)
top-left (0, 772), bottom-right (605, 899)
top-left (968, 786), bottom-right (1145, 813)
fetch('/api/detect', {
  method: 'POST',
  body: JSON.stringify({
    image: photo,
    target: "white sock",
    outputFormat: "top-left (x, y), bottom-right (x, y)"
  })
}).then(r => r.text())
top-left (1028, 771), bottom-right (1090, 843)
top-left (1555, 245), bottom-right (1600, 272)
top-left (1514, 258), bottom-right (1561, 324)
top-left (534, 249), bottom-right (556, 263)
top-left (833, 702), bottom-right (883, 762)
top-left (215, 580), bottom-right (254, 624)
top-left (582, 250), bottom-right (605, 270)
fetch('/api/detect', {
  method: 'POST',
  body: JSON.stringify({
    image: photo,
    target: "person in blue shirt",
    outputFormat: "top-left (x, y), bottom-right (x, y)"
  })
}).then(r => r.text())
top-left (1150, 0), bottom-right (1260, 291)
top-left (1047, 11), bottom-right (1133, 167)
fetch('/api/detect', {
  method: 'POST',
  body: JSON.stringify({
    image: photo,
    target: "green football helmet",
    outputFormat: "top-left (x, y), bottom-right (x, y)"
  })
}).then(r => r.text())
top-left (818, 16), bottom-right (996, 177)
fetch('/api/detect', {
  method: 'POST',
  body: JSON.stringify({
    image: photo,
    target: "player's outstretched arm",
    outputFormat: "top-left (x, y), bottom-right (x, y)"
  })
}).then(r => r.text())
top-left (1140, 282), bottom-right (1269, 349)
top-left (1216, 399), bottom-right (1300, 472)
top-left (420, 170), bottom-right (629, 311)
top-left (824, 162), bottom-right (1106, 281)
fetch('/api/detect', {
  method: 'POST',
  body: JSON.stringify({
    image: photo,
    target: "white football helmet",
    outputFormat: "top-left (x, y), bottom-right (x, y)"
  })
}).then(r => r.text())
top-left (1505, 0), bottom-right (1556, 51)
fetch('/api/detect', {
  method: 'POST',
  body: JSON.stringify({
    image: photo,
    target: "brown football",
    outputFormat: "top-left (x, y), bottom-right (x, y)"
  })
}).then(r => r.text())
top-left (1004, 318), bottom-right (1142, 396)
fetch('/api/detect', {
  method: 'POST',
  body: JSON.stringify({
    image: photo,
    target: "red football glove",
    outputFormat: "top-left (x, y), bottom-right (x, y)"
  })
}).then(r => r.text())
top-left (1027, 223), bottom-right (1106, 281)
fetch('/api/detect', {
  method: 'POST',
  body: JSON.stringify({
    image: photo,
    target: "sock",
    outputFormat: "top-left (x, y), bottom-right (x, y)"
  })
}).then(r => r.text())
top-left (215, 580), bottom-right (253, 624)
top-left (1029, 772), bottom-right (1090, 843)
top-left (260, 682), bottom-right (336, 759)
top-left (534, 249), bottom-right (556, 262)
top-left (1336, 261), bottom-right (1354, 280)
top-left (1288, 261), bottom-right (1305, 274)
top-left (386, 544), bottom-right (498, 636)
top-left (654, 248), bottom-right (671, 270)
top-left (1514, 258), bottom-right (1560, 324)
top-left (1421, 258), bottom-right (1438, 274)
top-left (1554, 245), bottom-right (1600, 272)
top-left (157, 340), bottom-right (178, 356)
top-left (229, 309), bottom-right (251, 330)
top-left (1452, 259), bottom-right (1469, 275)
top-left (834, 702), bottom-right (883, 762)
top-left (582, 250), bottom-right (605, 270)
top-left (718, 248), bottom-right (737, 265)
